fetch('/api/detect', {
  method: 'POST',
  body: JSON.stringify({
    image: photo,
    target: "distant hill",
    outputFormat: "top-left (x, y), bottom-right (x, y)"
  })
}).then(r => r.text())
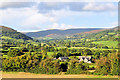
top-left (0, 26), bottom-right (17, 32)
top-left (69, 26), bottom-right (118, 41)
top-left (0, 26), bottom-right (33, 41)
top-left (112, 26), bottom-right (119, 30)
top-left (25, 28), bottom-right (104, 38)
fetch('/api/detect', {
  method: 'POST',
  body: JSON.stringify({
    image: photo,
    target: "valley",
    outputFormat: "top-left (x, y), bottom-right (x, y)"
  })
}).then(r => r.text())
top-left (0, 26), bottom-right (119, 78)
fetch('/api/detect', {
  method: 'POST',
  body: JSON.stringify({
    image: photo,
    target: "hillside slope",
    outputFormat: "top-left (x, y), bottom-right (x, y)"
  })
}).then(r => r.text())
top-left (0, 26), bottom-right (33, 40)
top-left (25, 28), bottom-right (104, 37)
top-left (69, 26), bottom-right (118, 40)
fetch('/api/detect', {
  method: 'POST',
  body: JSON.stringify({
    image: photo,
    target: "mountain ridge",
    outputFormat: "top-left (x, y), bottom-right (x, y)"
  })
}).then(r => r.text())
top-left (25, 28), bottom-right (105, 38)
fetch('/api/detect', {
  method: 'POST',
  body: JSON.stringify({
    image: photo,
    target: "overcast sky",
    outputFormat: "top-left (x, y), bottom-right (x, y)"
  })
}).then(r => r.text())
top-left (0, 1), bottom-right (118, 32)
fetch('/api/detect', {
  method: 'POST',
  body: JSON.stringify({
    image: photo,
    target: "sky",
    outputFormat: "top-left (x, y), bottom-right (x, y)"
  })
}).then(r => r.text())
top-left (0, 1), bottom-right (118, 32)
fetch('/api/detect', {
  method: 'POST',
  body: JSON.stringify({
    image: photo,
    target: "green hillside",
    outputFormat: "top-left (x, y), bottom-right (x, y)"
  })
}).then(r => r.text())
top-left (0, 26), bottom-right (33, 40)
top-left (42, 27), bottom-right (119, 48)
top-left (0, 26), bottom-right (40, 51)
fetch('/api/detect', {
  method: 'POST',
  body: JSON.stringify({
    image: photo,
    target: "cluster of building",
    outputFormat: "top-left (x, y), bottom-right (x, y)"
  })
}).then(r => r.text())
top-left (78, 56), bottom-right (92, 63)
top-left (54, 56), bottom-right (92, 63)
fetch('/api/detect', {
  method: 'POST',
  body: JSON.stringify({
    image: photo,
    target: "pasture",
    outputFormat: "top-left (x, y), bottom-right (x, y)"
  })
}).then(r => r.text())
top-left (92, 41), bottom-right (118, 48)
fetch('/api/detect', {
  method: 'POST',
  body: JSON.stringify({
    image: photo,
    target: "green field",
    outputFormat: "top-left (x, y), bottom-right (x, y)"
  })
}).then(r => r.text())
top-left (34, 37), bottom-right (53, 40)
top-left (108, 32), bottom-right (115, 35)
top-left (3, 55), bottom-right (8, 58)
top-left (1, 36), bottom-right (13, 39)
top-left (10, 47), bottom-right (22, 49)
top-left (47, 52), bottom-right (54, 57)
top-left (89, 63), bottom-right (96, 68)
top-left (92, 41), bottom-right (118, 48)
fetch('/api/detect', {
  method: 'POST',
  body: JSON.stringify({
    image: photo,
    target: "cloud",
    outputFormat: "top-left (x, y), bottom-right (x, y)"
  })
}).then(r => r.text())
top-left (48, 23), bottom-right (87, 30)
top-left (0, 2), bottom-right (117, 32)
top-left (0, 5), bottom-right (58, 31)
top-left (0, 2), bottom-right (36, 9)
top-left (21, 13), bottom-right (58, 27)
top-left (0, 2), bottom-right (117, 12)
top-left (49, 23), bottom-right (73, 30)
top-left (0, 0), bottom-right (118, 2)
top-left (37, 2), bottom-right (117, 13)
top-left (0, 2), bottom-right (117, 14)
top-left (83, 2), bottom-right (117, 11)
top-left (111, 21), bottom-right (118, 27)
top-left (37, 2), bottom-right (85, 13)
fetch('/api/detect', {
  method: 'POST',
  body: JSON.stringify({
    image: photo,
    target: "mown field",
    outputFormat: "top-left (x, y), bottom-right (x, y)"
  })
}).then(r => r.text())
top-left (2, 72), bottom-right (118, 78)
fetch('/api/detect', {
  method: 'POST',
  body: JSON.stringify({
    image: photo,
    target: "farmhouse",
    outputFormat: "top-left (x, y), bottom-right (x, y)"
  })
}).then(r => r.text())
top-left (79, 56), bottom-right (92, 63)
top-left (58, 57), bottom-right (69, 61)
top-left (93, 47), bottom-right (97, 49)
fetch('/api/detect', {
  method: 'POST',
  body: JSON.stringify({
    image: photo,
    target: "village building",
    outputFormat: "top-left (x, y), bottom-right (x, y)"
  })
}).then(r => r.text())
top-left (93, 47), bottom-right (97, 49)
top-left (79, 56), bottom-right (92, 63)
top-left (58, 57), bottom-right (69, 61)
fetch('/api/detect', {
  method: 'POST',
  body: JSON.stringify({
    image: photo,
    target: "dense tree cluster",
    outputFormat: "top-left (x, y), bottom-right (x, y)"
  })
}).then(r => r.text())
top-left (95, 53), bottom-right (119, 75)
top-left (2, 53), bottom-right (42, 72)
top-left (66, 58), bottom-right (88, 74)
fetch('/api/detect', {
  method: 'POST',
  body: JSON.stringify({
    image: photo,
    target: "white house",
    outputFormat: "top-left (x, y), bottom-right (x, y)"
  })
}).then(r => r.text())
top-left (79, 56), bottom-right (92, 63)
top-left (58, 57), bottom-right (69, 61)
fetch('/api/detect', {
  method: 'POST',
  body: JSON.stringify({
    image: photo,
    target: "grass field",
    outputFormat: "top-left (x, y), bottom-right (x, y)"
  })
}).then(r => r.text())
top-left (10, 47), bottom-right (22, 49)
top-left (92, 41), bottom-right (118, 48)
top-left (34, 37), bottom-right (53, 40)
top-left (2, 72), bottom-right (118, 78)
top-left (1, 36), bottom-right (13, 39)
top-left (108, 33), bottom-right (115, 35)
top-left (89, 63), bottom-right (96, 68)
top-left (2, 55), bottom-right (8, 58)
top-left (114, 36), bottom-right (118, 38)
top-left (47, 52), bottom-right (54, 57)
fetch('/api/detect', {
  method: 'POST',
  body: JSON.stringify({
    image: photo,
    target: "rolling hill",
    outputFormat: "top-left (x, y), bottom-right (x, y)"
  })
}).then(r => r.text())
top-left (68, 26), bottom-right (119, 42)
top-left (0, 26), bottom-right (33, 41)
top-left (25, 28), bottom-right (104, 38)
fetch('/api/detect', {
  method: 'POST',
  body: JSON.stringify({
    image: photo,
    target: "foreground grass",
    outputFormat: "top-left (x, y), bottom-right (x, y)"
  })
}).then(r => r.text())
top-left (2, 72), bottom-right (118, 78)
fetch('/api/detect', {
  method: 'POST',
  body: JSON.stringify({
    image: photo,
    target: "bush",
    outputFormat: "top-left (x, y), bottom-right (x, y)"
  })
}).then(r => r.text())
top-left (38, 58), bottom-right (61, 74)
top-left (95, 53), bottom-right (119, 75)
top-left (66, 59), bottom-right (88, 74)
